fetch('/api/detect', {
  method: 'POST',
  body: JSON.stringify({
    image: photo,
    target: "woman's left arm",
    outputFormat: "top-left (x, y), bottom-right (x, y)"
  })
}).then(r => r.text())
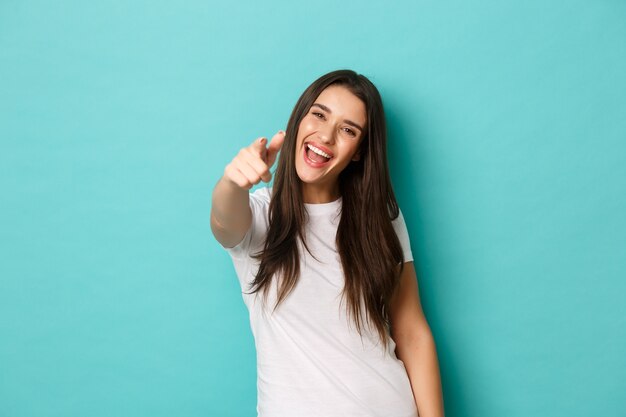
top-left (390, 261), bottom-right (445, 417)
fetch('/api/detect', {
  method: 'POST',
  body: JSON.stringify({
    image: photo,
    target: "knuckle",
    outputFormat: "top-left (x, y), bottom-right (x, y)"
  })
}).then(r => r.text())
top-left (224, 164), bottom-right (235, 177)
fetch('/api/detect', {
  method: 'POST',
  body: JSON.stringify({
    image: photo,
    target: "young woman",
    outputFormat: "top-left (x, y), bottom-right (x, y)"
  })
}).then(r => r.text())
top-left (211, 70), bottom-right (444, 417)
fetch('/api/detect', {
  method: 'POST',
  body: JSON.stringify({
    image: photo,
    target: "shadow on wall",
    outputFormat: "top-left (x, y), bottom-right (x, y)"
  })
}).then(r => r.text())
top-left (385, 95), bottom-right (476, 417)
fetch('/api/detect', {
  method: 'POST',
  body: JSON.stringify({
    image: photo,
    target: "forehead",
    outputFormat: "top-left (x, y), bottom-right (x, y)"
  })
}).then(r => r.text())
top-left (313, 85), bottom-right (367, 125)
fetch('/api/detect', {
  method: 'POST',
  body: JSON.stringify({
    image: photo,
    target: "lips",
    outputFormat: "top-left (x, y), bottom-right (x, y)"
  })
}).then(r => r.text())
top-left (308, 142), bottom-right (333, 158)
top-left (303, 142), bottom-right (333, 167)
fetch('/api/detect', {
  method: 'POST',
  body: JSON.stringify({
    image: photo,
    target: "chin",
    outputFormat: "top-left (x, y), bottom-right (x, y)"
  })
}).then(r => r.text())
top-left (295, 173), bottom-right (316, 185)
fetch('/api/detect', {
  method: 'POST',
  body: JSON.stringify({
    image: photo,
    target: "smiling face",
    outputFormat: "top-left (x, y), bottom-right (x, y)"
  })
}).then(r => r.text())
top-left (294, 84), bottom-right (367, 203)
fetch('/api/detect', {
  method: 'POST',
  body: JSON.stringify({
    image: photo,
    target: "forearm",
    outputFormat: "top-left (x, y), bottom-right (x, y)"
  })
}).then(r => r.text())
top-left (210, 176), bottom-right (251, 247)
top-left (396, 330), bottom-right (445, 417)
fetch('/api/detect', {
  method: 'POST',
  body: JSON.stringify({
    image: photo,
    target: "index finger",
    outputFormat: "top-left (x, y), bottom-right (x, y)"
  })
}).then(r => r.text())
top-left (250, 137), bottom-right (268, 160)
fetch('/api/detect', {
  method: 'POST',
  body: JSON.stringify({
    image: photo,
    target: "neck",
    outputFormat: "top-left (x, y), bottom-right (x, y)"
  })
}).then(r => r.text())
top-left (301, 183), bottom-right (340, 204)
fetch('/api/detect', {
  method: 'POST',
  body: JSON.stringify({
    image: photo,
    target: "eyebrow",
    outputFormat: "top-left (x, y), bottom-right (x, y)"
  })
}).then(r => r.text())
top-left (311, 103), bottom-right (364, 132)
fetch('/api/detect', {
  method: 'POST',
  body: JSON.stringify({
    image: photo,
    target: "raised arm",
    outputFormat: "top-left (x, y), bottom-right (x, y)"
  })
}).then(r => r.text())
top-left (210, 131), bottom-right (285, 248)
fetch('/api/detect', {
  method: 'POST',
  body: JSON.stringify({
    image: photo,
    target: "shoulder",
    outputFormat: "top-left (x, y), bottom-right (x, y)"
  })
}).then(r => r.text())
top-left (391, 206), bottom-right (413, 263)
top-left (250, 186), bottom-right (272, 204)
top-left (225, 187), bottom-right (272, 258)
top-left (391, 207), bottom-right (409, 229)
top-left (248, 186), bottom-right (272, 214)
top-left (391, 207), bottom-right (409, 236)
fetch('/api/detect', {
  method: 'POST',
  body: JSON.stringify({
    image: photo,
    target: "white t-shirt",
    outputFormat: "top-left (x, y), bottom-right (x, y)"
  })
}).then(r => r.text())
top-left (226, 187), bottom-right (418, 417)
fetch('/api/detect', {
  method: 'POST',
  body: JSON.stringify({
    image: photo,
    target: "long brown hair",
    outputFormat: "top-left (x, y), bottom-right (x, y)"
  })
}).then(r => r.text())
top-left (248, 69), bottom-right (404, 347)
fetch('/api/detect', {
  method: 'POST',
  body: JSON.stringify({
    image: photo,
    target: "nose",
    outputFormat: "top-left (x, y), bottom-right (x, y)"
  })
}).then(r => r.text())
top-left (318, 124), bottom-right (335, 144)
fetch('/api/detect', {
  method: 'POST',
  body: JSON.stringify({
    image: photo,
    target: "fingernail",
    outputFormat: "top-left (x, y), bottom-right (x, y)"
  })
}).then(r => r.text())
top-left (279, 130), bottom-right (285, 135)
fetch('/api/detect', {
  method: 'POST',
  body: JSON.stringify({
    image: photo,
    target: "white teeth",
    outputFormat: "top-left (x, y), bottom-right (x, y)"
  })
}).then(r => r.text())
top-left (307, 144), bottom-right (331, 159)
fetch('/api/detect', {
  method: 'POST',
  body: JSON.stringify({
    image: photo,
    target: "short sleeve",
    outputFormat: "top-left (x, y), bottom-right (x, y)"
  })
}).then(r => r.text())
top-left (225, 187), bottom-right (272, 260)
top-left (392, 208), bottom-right (413, 263)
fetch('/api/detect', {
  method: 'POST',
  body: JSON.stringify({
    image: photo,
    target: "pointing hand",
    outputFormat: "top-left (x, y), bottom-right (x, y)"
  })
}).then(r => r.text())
top-left (224, 131), bottom-right (286, 190)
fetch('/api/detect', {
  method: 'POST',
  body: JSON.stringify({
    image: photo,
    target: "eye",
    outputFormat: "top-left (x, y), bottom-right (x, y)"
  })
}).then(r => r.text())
top-left (312, 112), bottom-right (325, 119)
top-left (343, 127), bottom-right (357, 137)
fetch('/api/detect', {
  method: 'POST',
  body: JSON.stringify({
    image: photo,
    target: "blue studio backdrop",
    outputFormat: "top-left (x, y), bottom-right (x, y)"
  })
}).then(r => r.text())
top-left (1, 1), bottom-right (625, 416)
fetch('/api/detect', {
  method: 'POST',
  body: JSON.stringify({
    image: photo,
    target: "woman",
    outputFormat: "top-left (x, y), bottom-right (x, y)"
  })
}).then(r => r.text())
top-left (211, 69), bottom-right (444, 417)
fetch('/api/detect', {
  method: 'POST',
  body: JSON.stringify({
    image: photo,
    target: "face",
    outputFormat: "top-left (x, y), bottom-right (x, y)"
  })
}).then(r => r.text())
top-left (294, 85), bottom-right (367, 203)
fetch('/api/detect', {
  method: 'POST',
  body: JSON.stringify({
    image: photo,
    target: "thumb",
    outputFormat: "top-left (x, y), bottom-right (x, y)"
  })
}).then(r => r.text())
top-left (266, 130), bottom-right (286, 167)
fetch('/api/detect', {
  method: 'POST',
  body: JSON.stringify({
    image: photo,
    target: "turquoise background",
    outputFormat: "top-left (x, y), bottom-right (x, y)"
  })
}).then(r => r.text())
top-left (1, 1), bottom-right (625, 416)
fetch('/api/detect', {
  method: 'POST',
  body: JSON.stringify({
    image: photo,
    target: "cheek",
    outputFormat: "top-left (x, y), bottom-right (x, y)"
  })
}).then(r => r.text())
top-left (345, 140), bottom-right (362, 154)
top-left (298, 118), bottom-right (318, 134)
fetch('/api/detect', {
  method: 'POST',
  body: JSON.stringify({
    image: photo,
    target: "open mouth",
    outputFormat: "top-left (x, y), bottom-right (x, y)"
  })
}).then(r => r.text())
top-left (305, 143), bottom-right (333, 165)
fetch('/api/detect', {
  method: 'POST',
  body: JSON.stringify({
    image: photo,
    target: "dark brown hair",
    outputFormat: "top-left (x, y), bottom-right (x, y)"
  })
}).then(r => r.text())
top-left (248, 69), bottom-right (404, 347)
